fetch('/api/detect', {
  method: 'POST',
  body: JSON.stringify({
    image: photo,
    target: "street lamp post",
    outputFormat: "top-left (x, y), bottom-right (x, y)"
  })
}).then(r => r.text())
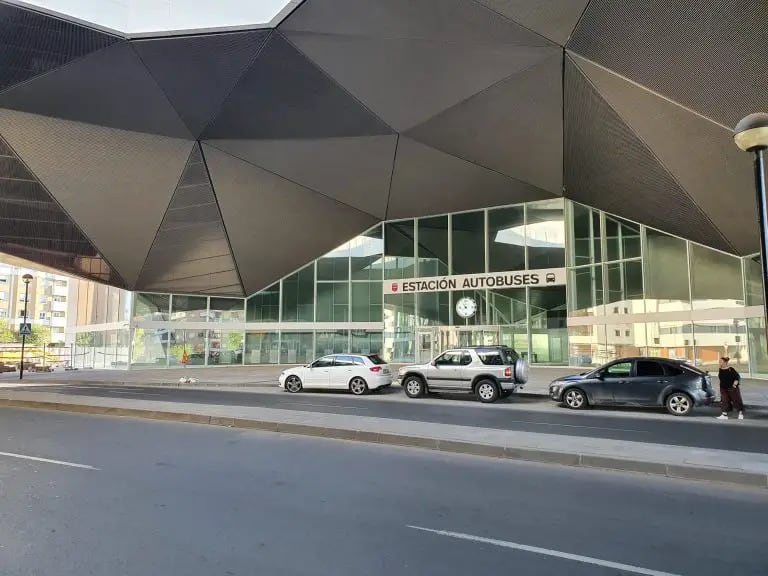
top-left (19, 273), bottom-right (33, 380)
top-left (735, 113), bottom-right (768, 339)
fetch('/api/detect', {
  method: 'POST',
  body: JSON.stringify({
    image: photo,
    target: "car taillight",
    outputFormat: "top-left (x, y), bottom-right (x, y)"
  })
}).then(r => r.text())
top-left (504, 367), bottom-right (512, 377)
top-left (370, 366), bottom-right (382, 373)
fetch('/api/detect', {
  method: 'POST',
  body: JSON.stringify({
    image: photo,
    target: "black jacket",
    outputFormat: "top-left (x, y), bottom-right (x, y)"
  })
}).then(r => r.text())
top-left (718, 367), bottom-right (740, 388)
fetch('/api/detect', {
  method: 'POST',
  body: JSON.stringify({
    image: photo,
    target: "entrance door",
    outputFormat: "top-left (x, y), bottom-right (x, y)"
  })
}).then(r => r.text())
top-left (416, 330), bottom-right (435, 364)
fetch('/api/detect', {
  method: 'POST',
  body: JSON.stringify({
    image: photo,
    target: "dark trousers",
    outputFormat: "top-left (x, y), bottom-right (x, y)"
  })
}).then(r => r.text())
top-left (720, 386), bottom-right (744, 413)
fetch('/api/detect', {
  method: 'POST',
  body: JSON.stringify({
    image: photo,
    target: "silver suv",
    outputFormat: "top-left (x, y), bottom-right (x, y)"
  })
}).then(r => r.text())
top-left (398, 346), bottom-right (529, 403)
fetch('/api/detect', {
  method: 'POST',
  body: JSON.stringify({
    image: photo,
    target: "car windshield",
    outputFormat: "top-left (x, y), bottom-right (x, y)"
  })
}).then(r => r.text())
top-left (367, 354), bottom-right (387, 365)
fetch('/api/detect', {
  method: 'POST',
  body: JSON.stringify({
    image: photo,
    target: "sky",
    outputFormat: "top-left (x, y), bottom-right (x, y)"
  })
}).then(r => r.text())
top-left (19, 0), bottom-right (295, 32)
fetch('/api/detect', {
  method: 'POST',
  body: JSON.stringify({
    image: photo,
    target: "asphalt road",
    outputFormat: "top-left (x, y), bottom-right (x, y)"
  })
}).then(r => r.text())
top-left (1, 407), bottom-right (767, 576)
top-left (14, 383), bottom-right (768, 454)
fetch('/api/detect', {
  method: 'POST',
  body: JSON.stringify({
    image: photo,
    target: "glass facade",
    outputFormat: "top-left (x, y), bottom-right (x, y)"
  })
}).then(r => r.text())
top-left (66, 199), bottom-right (768, 376)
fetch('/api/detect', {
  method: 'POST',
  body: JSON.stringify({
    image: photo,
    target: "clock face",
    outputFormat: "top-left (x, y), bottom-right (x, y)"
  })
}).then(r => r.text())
top-left (455, 297), bottom-right (477, 319)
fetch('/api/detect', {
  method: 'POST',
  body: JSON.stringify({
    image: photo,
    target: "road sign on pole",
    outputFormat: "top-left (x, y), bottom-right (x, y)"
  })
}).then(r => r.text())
top-left (19, 323), bottom-right (32, 336)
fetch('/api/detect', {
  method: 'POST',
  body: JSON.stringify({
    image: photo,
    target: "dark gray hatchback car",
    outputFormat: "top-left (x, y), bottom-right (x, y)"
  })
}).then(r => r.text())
top-left (549, 357), bottom-right (715, 416)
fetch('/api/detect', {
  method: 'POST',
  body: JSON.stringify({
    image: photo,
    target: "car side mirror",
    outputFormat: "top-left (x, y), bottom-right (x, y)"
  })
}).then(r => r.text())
top-left (596, 372), bottom-right (604, 380)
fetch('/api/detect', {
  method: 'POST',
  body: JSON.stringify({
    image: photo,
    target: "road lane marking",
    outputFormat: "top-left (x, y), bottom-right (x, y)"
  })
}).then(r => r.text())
top-left (278, 402), bottom-right (369, 410)
top-left (0, 451), bottom-right (99, 470)
top-left (407, 526), bottom-right (684, 576)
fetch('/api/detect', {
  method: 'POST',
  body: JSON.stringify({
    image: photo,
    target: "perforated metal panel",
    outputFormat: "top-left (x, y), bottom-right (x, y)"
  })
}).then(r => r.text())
top-left (202, 136), bottom-right (398, 218)
top-left (284, 31), bottom-right (555, 132)
top-left (0, 41), bottom-right (190, 138)
top-left (0, 132), bottom-right (124, 285)
top-left (203, 145), bottom-right (377, 295)
top-left (476, 0), bottom-right (591, 45)
top-left (0, 109), bottom-right (194, 287)
top-left (0, 2), bottom-right (120, 93)
top-left (388, 138), bottom-right (553, 220)
top-left (572, 54), bottom-right (757, 255)
top-left (406, 51), bottom-right (563, 194)
top-left (568, 0), bottom-right (768, 127)
top-left (281, 0), bottom-right (552, 45)
top-left (136, 145), bottom-right (242, 296)
top-left (563, 56), bottom-right (733, 253)
top-left (132, 30), bottom-right (270, 138)
top-left (203, 33), bottom-right (393, 140)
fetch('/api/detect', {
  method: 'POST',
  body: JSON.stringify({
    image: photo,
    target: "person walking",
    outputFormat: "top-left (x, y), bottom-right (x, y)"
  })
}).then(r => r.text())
top-left (716, 357), bottom-right (744, 420)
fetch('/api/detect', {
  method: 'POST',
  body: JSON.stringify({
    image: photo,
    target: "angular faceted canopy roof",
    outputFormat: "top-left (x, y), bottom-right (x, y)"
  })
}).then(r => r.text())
top-left (9, 0), bottom-right (300, 34)
top-left (0, 0), bottom-right (764, 297)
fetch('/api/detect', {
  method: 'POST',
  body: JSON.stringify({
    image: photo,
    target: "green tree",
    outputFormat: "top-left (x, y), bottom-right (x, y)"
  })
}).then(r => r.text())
top-left (0, 319), bottom-right (16, 343)
top-left (76, 332), bottom-right (95, 347)
top-left (25, 325), bottom-right (51, 346)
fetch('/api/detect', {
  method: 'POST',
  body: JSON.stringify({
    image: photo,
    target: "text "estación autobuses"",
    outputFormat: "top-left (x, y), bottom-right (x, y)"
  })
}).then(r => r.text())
top-left (399, 273), bottom-right (549, 293)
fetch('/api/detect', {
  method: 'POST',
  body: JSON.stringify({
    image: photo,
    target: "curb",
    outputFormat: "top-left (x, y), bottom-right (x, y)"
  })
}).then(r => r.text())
top-left (1, 398), bottom-right (765, 490)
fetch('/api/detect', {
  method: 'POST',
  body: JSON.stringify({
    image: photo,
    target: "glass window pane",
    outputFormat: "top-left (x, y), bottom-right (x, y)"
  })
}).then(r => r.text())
top-left (208, 331), bottom-right (243, 365)
top-left (209, 298), bottom-right (245, 323)
top-left (568, 265), bottom-right (603, 316)
top-left (747, 317), bottom-right (768, 374)
top-left (417, 216), bottom-right (449, 277)
top-left (317, 282), bottom-right (349, 322)
top-left (645, 321), bottom-right (693, 363)
top-left (171, 295), bottom-right (207, 322)
top-left (317, 242), bottom-right (349, 281)
top-left (316, 330), bottom-right (349, 356)
top-left (606, 322), bottom-right (646, 359)
top-left (384, 293), bottom-right (416, 331)
top-left (529, 286), bottom-right (567, 364)
top-left (689, 244), bottom-right (744, 309)
top-left (246, 283), bottom-right (280, 322)
top-left (281, 264), bottom-right (315, 322)
top-left (745, 255), bottom-right (764, 306)
top-left (350, 330), bottom-right (383, 356)
top-left (568, 324), bottom-right (606, 367)
top-left (621, 219), bottom-right (641, 259)
top-left (489, 205), bottom-right (526, 272)
top-left (384, 221), bottom-right (415, 280)
top-left (169, 329), bottom-right (206, 365)
top-left (351, 282), bottom-right (382, 322)
top-left (489, 288), bottom-right (526, 327)
top-left (417, 291), bottom-right (450, 325)
top-left (605, 217), bottom-right (620, 262)
top-left (452, 211), bottom-right (485, 274)
top-left (133, 293), bottom-right (169, 322)
top-left (280, 332), bottom-right (314, 365)
top-left (245, 331), bottom-right (279, 364)
top-left (693, 320), bottom-right (747, 373)
top-left (569, 203), bottom-right (594, 267)
top-left (350, 225), bottom-right (383, 281)
top-left (605, 260), bottom-right (643, 312)
top-left (526, 199), bottom-right (565, 270)
top-left (130, 327), bottom-right (170, 367)
top-left (644, 228), bottom-right (690, 311)
top-left (383, 329), bottom-right (415, 363)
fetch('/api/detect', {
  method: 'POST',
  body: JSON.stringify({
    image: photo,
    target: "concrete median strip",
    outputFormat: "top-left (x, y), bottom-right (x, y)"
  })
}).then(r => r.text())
top-left (0, 397), bottom-right (766, 490)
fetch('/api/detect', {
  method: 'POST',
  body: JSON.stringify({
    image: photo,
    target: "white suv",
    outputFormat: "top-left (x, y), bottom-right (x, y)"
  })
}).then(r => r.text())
top-left (279, 354), bottom-right (393, 395)
top-left (397, 346), bottom-right (529, 403)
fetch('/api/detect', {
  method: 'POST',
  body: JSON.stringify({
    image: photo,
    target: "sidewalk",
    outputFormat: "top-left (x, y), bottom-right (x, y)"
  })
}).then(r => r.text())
top-left (1, 388), bottom-right (766, 490)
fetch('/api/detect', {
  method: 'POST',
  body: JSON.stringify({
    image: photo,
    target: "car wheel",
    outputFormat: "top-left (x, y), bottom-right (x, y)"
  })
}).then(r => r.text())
top-left (476, 379), bottom-right (499, 403)
top-left (564, 388), bottom-right (588, 410)
top-left (403, 376), bottom-right (425, 398)
top-left (666, 392), bottom-right (693, 416)
top-left (349, 376), bottom-right (369, 396)
top-left (285, 375), bottom-right (302, 393)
